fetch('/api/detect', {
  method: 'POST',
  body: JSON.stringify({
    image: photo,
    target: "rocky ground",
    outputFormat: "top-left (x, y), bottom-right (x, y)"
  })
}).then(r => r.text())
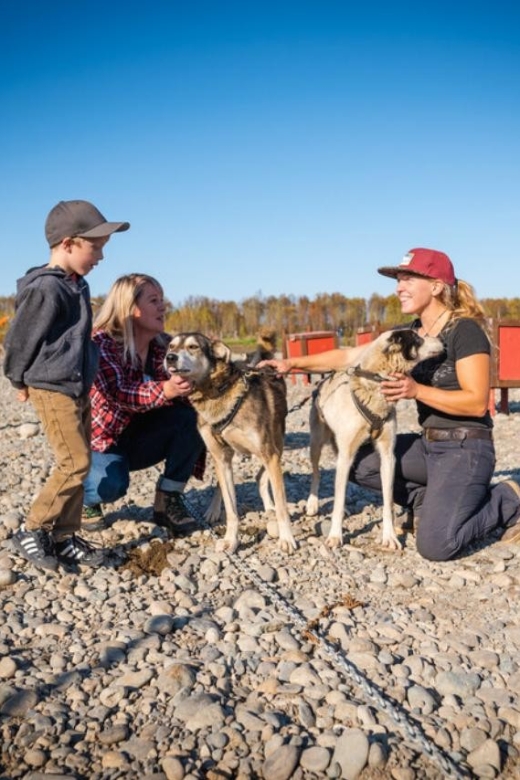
top-left (0, 368), bottom-right (519, 780)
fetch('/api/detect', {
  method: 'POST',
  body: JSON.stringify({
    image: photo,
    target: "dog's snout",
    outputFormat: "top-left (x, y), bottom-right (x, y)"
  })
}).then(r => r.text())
top-left (165, 351), bottom-right (178, 366)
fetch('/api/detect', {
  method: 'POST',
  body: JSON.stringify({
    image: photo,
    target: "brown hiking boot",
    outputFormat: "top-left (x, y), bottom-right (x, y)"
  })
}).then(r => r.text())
top-left (152, 490), bottom-right (198, 537)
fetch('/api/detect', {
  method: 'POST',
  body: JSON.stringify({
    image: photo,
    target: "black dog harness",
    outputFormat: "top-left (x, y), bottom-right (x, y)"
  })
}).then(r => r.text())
top-left (314, 365), bottom-right (393, 440)
top-left (210, 373), bottom-right (250, 434)
top-left (346, 365), bottom-right (394, 438)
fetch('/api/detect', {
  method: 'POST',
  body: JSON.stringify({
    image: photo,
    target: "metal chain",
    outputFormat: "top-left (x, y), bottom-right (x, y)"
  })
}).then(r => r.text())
top-left (182, 494), bottom-right (473, 780)
top-left (287, 393), bottom-right (313, 414)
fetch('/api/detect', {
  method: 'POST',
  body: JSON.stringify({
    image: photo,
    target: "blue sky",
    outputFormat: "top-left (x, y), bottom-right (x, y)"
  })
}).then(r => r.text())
top-left (1, 1), bottom-right (519, 305)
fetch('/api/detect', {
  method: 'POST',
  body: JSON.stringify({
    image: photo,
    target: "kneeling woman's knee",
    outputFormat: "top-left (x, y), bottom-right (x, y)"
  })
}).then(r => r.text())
top-left (415, 525), bottom-right (454, 562)
top-left (97, 469), bottom-right (130, 503)
top-left (85, 455), bottom-right (130, 503)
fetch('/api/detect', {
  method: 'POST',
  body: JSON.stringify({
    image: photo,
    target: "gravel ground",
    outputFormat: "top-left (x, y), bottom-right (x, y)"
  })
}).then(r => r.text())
top-left (0, 366), bottom-right (519, 780)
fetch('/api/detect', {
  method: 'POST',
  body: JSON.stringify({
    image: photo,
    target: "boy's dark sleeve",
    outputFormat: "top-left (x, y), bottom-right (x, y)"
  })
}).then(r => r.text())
top-left (3, 287), bottom-right (58, 389)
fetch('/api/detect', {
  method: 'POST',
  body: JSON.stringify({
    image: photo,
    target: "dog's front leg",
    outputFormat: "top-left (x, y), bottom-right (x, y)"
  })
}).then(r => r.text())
top-left (212, 453), bottom-right (241, 554)
top-left (201, 431), bottom-right (241, 553)
top-left (326, 451), bottom-right (353, 548)
top-left (265, 454), bottom-right (297, 553)
top-left (375, 426), bottom-right (401, 550)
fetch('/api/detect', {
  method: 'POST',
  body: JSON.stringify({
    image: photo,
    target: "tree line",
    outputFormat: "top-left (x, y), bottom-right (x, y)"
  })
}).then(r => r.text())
top-left (1, 293), bottom-right (520, 345)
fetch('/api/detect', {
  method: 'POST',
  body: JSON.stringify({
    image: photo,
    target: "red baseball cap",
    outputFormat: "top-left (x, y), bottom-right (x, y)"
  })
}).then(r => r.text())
top-left (378, 248), bottom-right (456, 286)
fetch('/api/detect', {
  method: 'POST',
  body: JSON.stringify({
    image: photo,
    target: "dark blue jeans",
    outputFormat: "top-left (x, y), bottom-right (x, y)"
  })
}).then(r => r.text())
top-left (350, 432), bottom-right (519, 561)
top-left (83, 403), bottom-right (204, 506)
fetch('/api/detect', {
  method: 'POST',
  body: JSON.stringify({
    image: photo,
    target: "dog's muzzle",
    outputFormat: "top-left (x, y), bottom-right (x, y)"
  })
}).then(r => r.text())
top-left (165, 352), bottom-right (178, 371)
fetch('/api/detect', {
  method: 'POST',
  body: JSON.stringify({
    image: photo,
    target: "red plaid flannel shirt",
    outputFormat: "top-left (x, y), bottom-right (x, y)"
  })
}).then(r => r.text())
top-left (90, 331), bottom-right (205, 478)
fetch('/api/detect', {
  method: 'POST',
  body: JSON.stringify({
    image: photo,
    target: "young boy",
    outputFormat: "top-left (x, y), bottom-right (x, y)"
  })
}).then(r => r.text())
top-left (3, 200), bottom-right (130, 572)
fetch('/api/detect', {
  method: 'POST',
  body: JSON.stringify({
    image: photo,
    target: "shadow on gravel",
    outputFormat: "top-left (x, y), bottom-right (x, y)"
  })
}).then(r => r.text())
top-left (494, 466), bottom-right (520, 480)
top-left (284, 431), bottom-right (310, 450)
top-left (497, 401), bottom-right (520, 414)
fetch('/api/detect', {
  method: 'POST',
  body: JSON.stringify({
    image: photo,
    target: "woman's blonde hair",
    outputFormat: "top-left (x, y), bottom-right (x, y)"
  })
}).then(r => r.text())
top-left (94, 273), bottom-right (164, 366)
top-left (439, 278), bottom-right (491, 341)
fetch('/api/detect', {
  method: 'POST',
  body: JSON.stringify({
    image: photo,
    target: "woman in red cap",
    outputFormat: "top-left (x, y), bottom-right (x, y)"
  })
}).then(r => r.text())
top-left (261, 247), bottom-right (520, 560)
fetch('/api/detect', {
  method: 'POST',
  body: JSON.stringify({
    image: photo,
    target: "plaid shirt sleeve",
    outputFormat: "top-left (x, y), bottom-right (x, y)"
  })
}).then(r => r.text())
top-left (94, 334), bottom-right (168, 410)
top-left (90, 333), bottom-right (170, 451)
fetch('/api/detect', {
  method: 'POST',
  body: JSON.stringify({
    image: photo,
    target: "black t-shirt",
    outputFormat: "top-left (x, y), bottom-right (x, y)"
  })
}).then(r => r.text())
top-left (410, 317), bottom-right (492, 429)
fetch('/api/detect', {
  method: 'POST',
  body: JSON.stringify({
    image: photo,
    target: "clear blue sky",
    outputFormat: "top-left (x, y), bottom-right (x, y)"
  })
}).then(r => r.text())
top-left (2, 1), bottom-right (519, 305)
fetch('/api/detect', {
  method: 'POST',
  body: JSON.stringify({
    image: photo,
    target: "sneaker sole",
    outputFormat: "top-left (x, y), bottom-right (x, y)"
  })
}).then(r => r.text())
top-left (55, 552), bottom-right (105, 567)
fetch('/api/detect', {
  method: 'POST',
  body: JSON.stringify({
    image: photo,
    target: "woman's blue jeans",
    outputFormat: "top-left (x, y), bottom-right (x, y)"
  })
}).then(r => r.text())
top-left (83, 402), bottom-right (204, 506)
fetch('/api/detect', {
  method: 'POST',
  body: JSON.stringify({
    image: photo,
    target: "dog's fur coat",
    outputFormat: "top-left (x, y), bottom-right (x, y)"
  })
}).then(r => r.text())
top-left (165, 332), bottom-right (296, 554)
top-left (307, 329), bottom-right (443, 549)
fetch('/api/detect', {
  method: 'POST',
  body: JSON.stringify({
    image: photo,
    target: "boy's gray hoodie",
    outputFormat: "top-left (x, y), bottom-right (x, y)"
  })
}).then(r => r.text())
top-left (3, 265), bottom-right (99, 399)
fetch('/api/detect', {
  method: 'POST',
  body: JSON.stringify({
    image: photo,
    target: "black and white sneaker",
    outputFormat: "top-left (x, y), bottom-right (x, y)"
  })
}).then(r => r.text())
top-left (55, 534), bottom-right (105, 567)
top-left (11, 528), bottom-right (58, 572)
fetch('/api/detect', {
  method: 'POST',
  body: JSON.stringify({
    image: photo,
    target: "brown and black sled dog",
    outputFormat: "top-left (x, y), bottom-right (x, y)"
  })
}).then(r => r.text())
top-left (165, 332), bottom-right (296, 554)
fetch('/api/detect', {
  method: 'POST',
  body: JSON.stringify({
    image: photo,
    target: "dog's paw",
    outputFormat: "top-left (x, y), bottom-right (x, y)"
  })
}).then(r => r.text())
top-left (325, 535), bottom-right (343, 549)
top-left (381, 533), bottom-right (402, 550)
top-left (279, 534), bottom-right (298, 553)
top-left (216, 536), bottom-right (239, 555)
top-left (306, 496), bottom-right (319, 516)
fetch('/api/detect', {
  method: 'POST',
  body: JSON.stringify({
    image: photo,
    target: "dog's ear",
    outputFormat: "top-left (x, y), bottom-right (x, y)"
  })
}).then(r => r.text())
top-left (382, 331), bottom-right (402, 355)
top-left (385, 329), bottom-right (421, 361)
top-left (212, 340), bottom-right (232, 362)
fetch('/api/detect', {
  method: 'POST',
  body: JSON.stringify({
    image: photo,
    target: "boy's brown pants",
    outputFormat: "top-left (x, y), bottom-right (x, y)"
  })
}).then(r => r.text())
top-left (26, 388), bottom-right (91, 540)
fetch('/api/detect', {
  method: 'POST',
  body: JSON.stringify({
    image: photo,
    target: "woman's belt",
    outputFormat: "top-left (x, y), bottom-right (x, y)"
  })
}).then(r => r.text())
top-left (424, 427), bottom-right (493, 442)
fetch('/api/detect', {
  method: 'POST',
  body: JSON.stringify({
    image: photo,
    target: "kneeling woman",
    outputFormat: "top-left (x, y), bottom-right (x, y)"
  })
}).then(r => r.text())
top-left (83, 273), bottom-right (204, 534)
top-left (260, 248), bottom-right (520, 561)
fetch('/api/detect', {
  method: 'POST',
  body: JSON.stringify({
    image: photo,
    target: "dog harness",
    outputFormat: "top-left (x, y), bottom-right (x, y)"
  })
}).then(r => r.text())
top-left (314, 366), bottom-right (393, 440)
top-left (346, 365), bottom-right (395, 438)
top-left (210, 373), bottom-right (251, 434)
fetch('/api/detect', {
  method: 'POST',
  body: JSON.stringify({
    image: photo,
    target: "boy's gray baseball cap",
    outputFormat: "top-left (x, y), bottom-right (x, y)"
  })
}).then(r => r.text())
top-left (45, 200), bottom-right (130, 247)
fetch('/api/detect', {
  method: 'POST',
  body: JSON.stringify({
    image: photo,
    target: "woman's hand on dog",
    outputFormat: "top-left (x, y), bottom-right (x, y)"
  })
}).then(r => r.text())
top-left (163, 374), bottom-right (193, 399)
top-left (257, 358), bottom-right (292, 375)
top-left (381, 372), bottom-right (418, 402)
